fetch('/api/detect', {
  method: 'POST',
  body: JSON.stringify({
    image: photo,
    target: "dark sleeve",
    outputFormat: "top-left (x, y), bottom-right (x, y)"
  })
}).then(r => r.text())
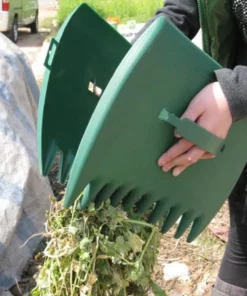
top-left (216, 67), bottom-right (247, 122)
top-left (133, 0), bottom-right (200, 42)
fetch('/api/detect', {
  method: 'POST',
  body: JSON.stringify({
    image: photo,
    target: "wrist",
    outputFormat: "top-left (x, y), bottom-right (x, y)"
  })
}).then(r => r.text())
top-left (213, 82), bottom-right (233, 124)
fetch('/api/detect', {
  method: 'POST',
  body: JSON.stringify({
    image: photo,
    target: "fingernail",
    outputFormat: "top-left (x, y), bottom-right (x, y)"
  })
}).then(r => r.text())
top-left (162, 166), bottom-right (170, 172)
top-left (158, 159), bottom-right (165, 166)
top-left (173, 168), bottom-right (180, 177)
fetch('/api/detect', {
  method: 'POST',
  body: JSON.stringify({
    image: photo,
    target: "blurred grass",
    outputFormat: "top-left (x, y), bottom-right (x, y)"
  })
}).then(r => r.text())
top-left (57, 0), bottom-right (164, 25)
top-left (40, 16), bottom-right (57, 29)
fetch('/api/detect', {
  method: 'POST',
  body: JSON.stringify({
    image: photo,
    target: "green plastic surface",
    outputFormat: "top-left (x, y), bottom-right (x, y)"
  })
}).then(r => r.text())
top-left (37, 4), bottom-right (130, 183)
top-left (38, 4), bottom-right (247, 242)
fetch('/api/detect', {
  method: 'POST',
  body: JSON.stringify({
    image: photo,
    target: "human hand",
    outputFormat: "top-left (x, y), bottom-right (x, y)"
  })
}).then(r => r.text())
top-left (158, 82), bottom-right (233, 176)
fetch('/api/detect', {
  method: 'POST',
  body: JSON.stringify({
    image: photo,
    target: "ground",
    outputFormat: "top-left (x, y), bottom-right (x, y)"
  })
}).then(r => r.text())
top-left (18, 3), bottom-right (57, 85)
top-left (153, 204), bottom-right (228, 296)
top-left (13, 7), bottom-right (230, 296)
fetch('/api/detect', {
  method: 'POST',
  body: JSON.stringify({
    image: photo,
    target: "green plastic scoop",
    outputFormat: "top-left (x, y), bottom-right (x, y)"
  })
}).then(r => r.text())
top-left (38, 4), bottom-right (247, 242)
top-left (38, 4), bottom-right (130, 184)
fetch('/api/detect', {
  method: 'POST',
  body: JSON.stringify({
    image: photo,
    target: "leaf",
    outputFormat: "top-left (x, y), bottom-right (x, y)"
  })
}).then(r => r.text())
top-left (88, 203), bottom-right (95, 212)
top-left (127, 262), bottom-right (144, 282)
top-left (101, 239), bottom-right (117, 256)
top-left (115, 209), bottom-right (128, 222)
top-left (112, 273), bottom-right (129, 294)
top-left (80, 285), bottom-right (89, 296)
top-left (79, 251), bottom-right (90, 260)
top-left (135, 270), bottom-right (150, 288)
top-left (115, 236), bottom-right (131, 256)
top-left (128, 233), bottom-right (145, 253)
top-left (68, 225), bottom-right (79, 235)
top-left (80, 237), bottom-right (91, 249)
top-left (151, 281), bottom-right (168, 296)
top-left (88, 273), bottom-right (98, 285)
top-left (96, 260), bottom-right (111, 276)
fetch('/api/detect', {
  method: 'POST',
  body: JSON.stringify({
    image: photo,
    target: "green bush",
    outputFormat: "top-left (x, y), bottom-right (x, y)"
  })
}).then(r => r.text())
top-left (57, 0), bottom-right (164, 25)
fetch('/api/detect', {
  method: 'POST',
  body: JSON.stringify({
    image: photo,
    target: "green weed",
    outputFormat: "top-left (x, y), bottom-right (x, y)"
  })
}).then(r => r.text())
top-left (31, 199), bottom-right (166, 296)
top-left (57, 0), bottom-right (164, 25)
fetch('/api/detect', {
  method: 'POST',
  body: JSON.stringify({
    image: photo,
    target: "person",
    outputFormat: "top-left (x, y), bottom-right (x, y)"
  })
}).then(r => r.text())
top-left (135, 1), bottom-right (247, 295)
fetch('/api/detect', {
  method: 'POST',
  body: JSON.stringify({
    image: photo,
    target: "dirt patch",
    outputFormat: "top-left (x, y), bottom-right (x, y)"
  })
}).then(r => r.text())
top-left (9, 259), bottom-right (43, 296)
top-left (48, 158), bottom-right (67, 201)
top-left (153, 203), bottom-right (229, 296)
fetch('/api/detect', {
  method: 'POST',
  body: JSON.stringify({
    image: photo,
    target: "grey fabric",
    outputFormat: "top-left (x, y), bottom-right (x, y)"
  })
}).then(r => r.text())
top-left (215, 66), bottom-right (247, 122)
top-left (0, 33), bottom-right (52, 294)
top-left (211, 288), bottom-right (227, 296)
top-left (211, 278), bottom-right (247, 296)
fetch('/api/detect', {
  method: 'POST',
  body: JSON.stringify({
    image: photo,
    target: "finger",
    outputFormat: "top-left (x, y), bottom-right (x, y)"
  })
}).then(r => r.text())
top-left (174, 129), bottom-right (182, 138)
top-left (158, 138), bottom-right (193, 166)
top-left (180, 98), bottom-right (204, 121)
top-left (173, 165), bottom-right (187, 177)
top-left (201, 152), bottom-right (216, 160)
top-left (162, 146), bottom-right (205, 172)
top-left (174, 98), bottom-right (204, 139)
top-left (172, 152), bottom-right (215, 176)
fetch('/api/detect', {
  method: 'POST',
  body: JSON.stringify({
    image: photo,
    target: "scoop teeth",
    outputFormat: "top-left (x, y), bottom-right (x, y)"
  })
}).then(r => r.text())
top-left (187, 215), bottom-right (207, 243)
top-left (174, 211), bottom-right (195, 239)
top-left (148, 199), bottom-right (169, 225)
top-left (64, 175), bottom-right (91, 208)
top-left (78, 181), bottom-right (104, 210)
top-left (161, 206), bottom-right (183, 233)
top-left (136, 195), bottom-right (155, 213)
top-left (94, 184), bottom-right (118, 207)
top-left (122, 189), bottom-right (143, 210)
top-left (58, 150), bottom-right (75, 184)
top-left (110, 186), bottom-right (132, 207)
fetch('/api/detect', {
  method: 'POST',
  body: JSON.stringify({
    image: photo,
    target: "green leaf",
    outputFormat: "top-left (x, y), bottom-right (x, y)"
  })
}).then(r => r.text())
top-left (88, 202), bottom-right (95, 212)
top-left (112, 273), bottom-right (129, 294)
top-left (151, 281), bottom-right (168, 296)
top-left (127, 262), bottom-right (144, 282)
top-left (79, 251), bottom-right (90, 260)
top-left (115, 236), bottom-right (131, 256)
top-left (80, 237), bottom-right (91, 249)
top-left (68, 225), bottom-right (79, 235)
top-left (96, 260), bottom-right (111, 276)
top-left (128, 233), bottom-right (145, 253)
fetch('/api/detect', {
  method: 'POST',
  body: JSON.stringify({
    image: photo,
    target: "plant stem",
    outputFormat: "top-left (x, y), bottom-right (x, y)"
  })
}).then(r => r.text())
top-left (55, 258), bottom-right (63, 296)
top-left (71, 196), bottom-right (79, 220)
top-left (140, 227), bottom-right (156, 261)
top-left (72, 261), bottom-right (81, 295)
top-left (88, 236), bottom-right (99, 296)
top-left (70, 258), bottom-right (74, 294)
top-left (125, 219), bottom-right (154, 228)
top-left (124, 287), bottom-right (127, 296)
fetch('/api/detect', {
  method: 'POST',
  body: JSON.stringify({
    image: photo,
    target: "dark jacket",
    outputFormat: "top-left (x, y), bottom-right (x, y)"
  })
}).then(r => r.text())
top-left (135, 0), bottom-right (247, 122)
